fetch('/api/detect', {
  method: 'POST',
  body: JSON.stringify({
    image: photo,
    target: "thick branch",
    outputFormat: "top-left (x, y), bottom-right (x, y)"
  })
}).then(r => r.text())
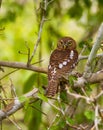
top-left (0, 88), bottom-right (38, 121)
top-left (88, 70), bottom-right (103, 83)
top-left (87, 23), bottom-right (103, 63)
top-left (0, 61), bottom-right (47, 74)
top-left (0, 53), bottom-right (103, 75)
top-left (84, 23), bottom-right (103, 78)
top-left (74, 70), bottom-right (103, 88)
top-left (0, 60), bottom-right (103, 87)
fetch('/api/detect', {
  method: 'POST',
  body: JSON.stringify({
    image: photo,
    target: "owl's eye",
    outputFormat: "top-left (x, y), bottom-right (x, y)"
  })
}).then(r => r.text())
top-left (67, 40), bottom-right (72, 45)
top-left (60, 40), bottom-right (64, 44)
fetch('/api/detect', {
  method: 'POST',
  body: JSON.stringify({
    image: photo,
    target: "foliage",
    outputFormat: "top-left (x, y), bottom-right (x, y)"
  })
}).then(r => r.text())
top-left (0, 0), bottom-right (103, 130)
top-left (24, 100), bottom-right (42, 130)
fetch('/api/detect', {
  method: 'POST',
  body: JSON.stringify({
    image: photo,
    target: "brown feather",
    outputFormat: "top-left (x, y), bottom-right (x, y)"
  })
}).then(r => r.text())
top-left (46, 37), bottom-right (78, 97)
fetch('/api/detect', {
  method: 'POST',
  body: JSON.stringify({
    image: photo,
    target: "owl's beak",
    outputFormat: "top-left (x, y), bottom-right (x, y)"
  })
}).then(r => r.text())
top-left (63, 43), bottom-right (68, 49)
top-left (63, 45), bottom-right (66, 49)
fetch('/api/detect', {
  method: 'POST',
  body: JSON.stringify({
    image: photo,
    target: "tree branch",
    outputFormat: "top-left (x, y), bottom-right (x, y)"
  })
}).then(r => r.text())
top-left (78, 53), bottom-right (103, 61)
top-left (0, 88), bottom-right (38, 121)
top-left (0, 69), bottom-right (103, 121)
top-left (0, 60), bottom-right (103, 87)
top-left (27, 0), bottom-right (48, 65)
top-left (0, 61), bottom-right (47, 74)
top-left (74, 69), bottom-right (103, 88)
top-left (83, 23), bottom-right (103, 78)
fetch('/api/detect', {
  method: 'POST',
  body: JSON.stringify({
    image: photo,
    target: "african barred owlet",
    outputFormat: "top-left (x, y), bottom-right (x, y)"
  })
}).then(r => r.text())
top-left (46, 37), bottom-right (78, 97)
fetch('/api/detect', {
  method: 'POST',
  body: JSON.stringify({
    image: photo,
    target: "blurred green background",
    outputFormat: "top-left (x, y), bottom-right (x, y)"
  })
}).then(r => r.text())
top-left (0, 0), bottom-right (103, 130)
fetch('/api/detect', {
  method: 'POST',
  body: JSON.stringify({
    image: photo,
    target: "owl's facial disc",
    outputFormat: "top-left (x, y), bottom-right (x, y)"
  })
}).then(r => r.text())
top-left (57, 37), bottom-right (76, 50)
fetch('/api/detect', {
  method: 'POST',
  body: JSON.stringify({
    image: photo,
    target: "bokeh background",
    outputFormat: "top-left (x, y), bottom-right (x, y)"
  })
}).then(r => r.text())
top-left (0, 0), bottom-right (103, 130)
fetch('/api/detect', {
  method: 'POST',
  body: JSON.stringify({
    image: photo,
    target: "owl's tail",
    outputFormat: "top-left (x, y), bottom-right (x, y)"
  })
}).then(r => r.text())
top-left (46, 80), bottom-right (59, 97)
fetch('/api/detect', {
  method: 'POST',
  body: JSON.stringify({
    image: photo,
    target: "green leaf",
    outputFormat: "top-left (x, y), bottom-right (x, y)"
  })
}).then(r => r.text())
top-left (50, 125), bottom-right (59, 130)
top-left (79, 38), bottom-right (93, 51)
top-left (83, 0), bottom-right (91, 8)
top-left (79, 41), bottom-right (85, 48)
top-left (98, 0), bottom-right (103, 5)
top-left (19, 96), bottom-right (30, 109)
top-left (18, 96), bottom-right (27, 102)
top-left (84, 110), bottom-right (95, 121)
top-left (39, 85), bottom-right (45, 94)
top-left (23, 73), bottom-right (36, 93)
top-left (38, 93), bottom-right (48, 102)
top-left (23, 73), bottom-right (47, 93)
top-left (24, 98), bottom-right (30, 110)
top-left (58, 120), bottom-right (66, 128)
top-left (24, 106), bottom-right (33, 122)
top-left (24, 100), bottom-right (42, 130)
top-left (68, 3), bottom-right (83, 19)
top-left (68, 75), bottom-right (77, 86)
top-left (60, 90), bottom-right (68, 102)
top-left (85, 82), bottom-right (92, 93)
top-left (66, 116), bottom-right (75, 125)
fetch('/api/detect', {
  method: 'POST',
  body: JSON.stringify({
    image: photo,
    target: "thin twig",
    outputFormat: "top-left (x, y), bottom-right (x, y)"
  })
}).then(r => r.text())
top-left (0, 69), bottom-right (18, 80)
top-left (25, 42), bottom-right (31, 64)
top-left (47, 100), bottom-right (61, 111)
top-left (0, 98), bottom-right (14, 100)
top-left (78, 53), bottom-right (103, 61)
top-left (79, 45), bottom-right (87, 58)
top-left (30, 105), bottom-right (47, 116)
top-left (94, 105), bottom-right (99, 130)
top-left (48, 113), bottom-right (59, 130)
top-left (6, 116), bottom-right (22, 130)
top-left (47, 0), bottom-right (54, 5)
top-left (95, 90), bottom-right (103, 100)
top-left (10, 79), bottom-right (17, 98)
top-left (57, 94), bottom-right (65, 115)
top-left (67, 89), bottom-right (93, 103)
top-left (27, 0), bottom-right (48, 65)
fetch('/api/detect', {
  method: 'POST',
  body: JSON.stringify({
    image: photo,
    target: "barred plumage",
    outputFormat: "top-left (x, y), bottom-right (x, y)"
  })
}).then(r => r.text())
top-left (46, 37), bottom-right (78, 97)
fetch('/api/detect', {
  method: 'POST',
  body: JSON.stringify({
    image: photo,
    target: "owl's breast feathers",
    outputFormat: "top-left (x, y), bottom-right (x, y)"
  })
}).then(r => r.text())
top-left (46, 49), bottom-right (78, 97)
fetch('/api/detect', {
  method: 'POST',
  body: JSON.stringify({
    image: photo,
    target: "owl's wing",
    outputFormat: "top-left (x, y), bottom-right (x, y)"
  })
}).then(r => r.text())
top-left (49, 49), bottom-right (78, 78)
top-left (46, 49), bottom-right (78, 97)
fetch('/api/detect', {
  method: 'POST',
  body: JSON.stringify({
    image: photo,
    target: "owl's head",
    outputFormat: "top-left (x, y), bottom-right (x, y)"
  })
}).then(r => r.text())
top-left (57, 37), bottom-right (77, 50)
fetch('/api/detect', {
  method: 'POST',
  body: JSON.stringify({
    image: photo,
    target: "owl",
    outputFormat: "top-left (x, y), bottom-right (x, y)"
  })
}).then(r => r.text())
top-left (46, 37), bottom-right (78, 97)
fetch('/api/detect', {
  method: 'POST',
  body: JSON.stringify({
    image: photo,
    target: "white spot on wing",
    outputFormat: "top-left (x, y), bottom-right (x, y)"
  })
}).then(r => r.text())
top-left (71, 63), bottom-right (76, 69)
top-left (70, 50), bottom-right (74, 59)
top-left (48, 65), bottom-right (51, 69)
top-left (68, 59), bottom-right (70, 62)
top-left (73, 63), bottom-right (75, 67)
top-left (51, 68), bottom-right (56, 74)
top-left (53, 68), bottom-right (56, 74)
top-left (63, 61), bottom-right (67, 65)
top-left (59, 63), bottom-right (63, 68)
